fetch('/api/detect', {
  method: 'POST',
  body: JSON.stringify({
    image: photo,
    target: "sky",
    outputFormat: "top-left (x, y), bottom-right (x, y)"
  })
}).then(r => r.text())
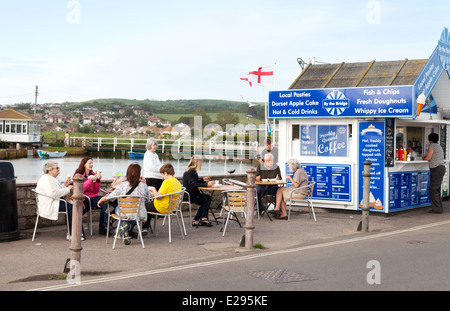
top-left (0, 0), bottom-right (449, 105)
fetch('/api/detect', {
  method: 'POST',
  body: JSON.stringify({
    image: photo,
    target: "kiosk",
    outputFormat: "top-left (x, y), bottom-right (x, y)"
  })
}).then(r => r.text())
top-left (269, 28), bottom-right (450, 213)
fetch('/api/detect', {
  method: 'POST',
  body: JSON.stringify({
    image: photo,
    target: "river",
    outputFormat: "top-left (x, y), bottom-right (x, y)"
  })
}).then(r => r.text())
top-left (7, 155), bottom-right (255, 183)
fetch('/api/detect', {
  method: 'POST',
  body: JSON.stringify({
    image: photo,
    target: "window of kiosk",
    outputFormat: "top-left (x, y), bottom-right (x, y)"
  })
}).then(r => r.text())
top-left (296, 124), bottom-right (349, 157)
top-left (406, 127), bottom-right (423, 159)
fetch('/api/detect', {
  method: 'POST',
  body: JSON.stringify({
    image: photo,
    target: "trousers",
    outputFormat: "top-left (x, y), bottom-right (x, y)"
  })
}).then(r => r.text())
top-left (429, 165), bottom-right (446, 212)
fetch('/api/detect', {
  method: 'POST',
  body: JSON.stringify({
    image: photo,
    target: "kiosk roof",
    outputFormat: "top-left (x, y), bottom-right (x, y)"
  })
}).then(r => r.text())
top-left (290, 59), bottom-right (427, 90)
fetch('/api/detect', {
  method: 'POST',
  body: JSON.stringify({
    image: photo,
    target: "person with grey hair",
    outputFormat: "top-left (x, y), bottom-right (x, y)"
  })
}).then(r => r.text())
top-left (36, 161), bottom-right (75, 239)
top-left (255, 153), bottom-right (281, 214)
top-left (143, 138), bottom-right (162, 188)
top-left (269, 158), bottom-right (308, 220)
top-left (142, 138), bottom-right (163, 231)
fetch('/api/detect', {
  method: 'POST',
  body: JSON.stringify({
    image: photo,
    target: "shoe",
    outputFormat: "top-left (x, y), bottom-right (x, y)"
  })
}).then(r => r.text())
top-left (200, 219), bottom-right (213, 227)
top-left (98, 227), bottom-right (108, 235)
top-left (275, 216), bottom-right (288, 220)
top-left (123, 231), bottom-right (131, 245)
top-left (428, 209), bottom-right (443, 214)
top-left (268, 209), bottom-right (282, 215)
top-left (192, 220), bottom-right (204, 227)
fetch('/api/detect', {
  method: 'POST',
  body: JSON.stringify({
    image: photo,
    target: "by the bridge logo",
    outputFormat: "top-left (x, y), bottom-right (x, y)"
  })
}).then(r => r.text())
top-left (322, 90), bottom-right (350, 116)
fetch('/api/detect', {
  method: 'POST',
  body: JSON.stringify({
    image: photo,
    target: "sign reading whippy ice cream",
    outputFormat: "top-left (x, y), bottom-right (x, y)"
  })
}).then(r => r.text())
top-left (268, 86), bottom-right (413, 119)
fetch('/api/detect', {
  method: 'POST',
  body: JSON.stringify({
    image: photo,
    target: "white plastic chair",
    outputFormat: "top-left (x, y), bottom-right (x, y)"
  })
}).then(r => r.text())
top-left (221, 190), bottom-right (247, 236)
top-left (180, 187), bottom-right (192, 230)
top-left (106, 195), bottom-right (147, 249)
top-left (147, 191), bottom-right (185, 243)
top-left (31, 189), bottom-right (70, 242)
top-left (287, 181), bottom-right (316, 221)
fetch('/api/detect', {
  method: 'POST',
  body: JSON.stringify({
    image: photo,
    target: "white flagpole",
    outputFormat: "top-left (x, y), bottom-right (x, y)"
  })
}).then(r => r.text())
top-left (272, 61), bottom-right (277, 145)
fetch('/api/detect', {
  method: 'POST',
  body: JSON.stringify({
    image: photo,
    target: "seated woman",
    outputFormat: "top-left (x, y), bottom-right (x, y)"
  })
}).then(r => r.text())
top-left (74, 157), bottom-right (108, 235)
top-left (36, 161), bottom-right (74, 240)
top-left (146, 162), bottom-right (182, 215)
top-left (182, 156), bottom-right (214, 227)
top-left (97, 163), bottom-right (150, 245)
top-left (269, 158), bottom-right (308, 220)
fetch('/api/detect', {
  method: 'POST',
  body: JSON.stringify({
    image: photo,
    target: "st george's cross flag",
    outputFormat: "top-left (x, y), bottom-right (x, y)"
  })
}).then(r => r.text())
top-left (240, 65), bottom-right (274, 87)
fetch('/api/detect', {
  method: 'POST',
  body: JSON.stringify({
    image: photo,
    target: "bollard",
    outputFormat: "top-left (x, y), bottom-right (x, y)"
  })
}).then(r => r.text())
top-left (360, 160), bottom-right (372, 232)
top-left (68, 174), bottom-right (84, 283)
top-left (245, 168), bottom-right (256, 249)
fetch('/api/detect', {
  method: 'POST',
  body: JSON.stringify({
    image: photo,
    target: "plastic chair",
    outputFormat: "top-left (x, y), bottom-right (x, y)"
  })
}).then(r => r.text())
top-left (180, 187), bottom-right (192, 230)
top-left (147, 191), bottom-right (185, 243)
top-left (287, 181), bottom-right (316, 221)
top-left (31, 189), bottom-right (70, 242)
top-left (223, 178), bottom-right (259, 219)
top-left (221, 190), bottom-right (247, 236)
top-left (106, 195), bottom-right (147, 249)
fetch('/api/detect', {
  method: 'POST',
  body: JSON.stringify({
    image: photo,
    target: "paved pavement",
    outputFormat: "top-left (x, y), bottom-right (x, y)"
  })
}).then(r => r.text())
top-left (1, 202), bottom-right (450, 291)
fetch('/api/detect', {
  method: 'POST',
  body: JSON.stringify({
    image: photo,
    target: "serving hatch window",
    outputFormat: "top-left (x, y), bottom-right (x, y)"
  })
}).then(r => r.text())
top-left (300, 124), bottom-right (348, 157)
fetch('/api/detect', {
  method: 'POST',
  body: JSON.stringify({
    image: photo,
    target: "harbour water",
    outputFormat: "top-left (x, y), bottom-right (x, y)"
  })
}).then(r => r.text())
top-left (8, 155), bottom-right (255, 183)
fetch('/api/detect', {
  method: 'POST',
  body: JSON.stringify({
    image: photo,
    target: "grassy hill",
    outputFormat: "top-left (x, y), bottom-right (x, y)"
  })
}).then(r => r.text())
top-left (73, 98), bottom-right (266, 124)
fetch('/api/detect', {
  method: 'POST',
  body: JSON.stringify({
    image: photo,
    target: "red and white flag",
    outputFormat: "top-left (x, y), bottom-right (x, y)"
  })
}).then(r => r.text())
top-left (240, 65), bottom-right (274, 87)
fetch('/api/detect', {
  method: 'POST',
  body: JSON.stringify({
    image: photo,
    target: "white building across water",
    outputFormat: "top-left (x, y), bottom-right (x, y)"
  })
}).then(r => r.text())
top-left (0, 109), bottom-right (42, 149)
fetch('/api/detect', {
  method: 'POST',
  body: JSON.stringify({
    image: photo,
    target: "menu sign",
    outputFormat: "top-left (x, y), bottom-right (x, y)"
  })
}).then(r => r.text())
top-left (358, 121), bottom-right (385, 211)
top-left (300, 163), bottom-right (351, 202)
top-left (389, 171), bottom-right (430, 211)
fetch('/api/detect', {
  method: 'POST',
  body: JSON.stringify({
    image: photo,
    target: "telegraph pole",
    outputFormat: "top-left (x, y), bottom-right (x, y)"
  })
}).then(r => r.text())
top-left (34, 86), bottom-right (38, 116)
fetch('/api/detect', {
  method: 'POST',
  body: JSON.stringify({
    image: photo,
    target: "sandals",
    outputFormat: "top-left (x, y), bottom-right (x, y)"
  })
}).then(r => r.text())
top-left (192, 219), bottom-right (213, 227)
top-left (200, 219), bottom-right (213, 227)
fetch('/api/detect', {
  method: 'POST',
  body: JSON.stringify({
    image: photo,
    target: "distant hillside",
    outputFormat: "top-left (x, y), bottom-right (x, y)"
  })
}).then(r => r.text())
top-left (70, 98), bottom-right (266, 121)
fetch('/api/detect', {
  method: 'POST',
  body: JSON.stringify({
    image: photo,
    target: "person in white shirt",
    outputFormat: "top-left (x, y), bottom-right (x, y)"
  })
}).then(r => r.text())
top-left (143, 138), bottom-right (163, 231)
top-left (35, 161), bottom-right (75, 239)
top-left (143, 138), bottom-right (163, 189)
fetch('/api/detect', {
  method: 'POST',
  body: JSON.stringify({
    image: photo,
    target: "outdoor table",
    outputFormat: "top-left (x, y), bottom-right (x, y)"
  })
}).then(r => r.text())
top-left (198, 184), bottom-right (243, 224)
top-left (255, 179), bottom-right (286, 221)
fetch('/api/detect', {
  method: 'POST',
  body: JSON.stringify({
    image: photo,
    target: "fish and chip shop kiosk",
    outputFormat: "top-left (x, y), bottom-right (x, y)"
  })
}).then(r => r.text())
top-left (269, 30), bottom-right (450, 213)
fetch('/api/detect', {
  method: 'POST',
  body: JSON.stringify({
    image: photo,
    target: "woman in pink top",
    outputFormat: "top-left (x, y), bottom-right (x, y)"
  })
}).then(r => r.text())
top-left (74, 157), bottom-right (108, 235)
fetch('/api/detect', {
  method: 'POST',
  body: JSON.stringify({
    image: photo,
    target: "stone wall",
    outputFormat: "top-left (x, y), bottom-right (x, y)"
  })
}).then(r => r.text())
top-left (16, 174), bottom-right (248, 230)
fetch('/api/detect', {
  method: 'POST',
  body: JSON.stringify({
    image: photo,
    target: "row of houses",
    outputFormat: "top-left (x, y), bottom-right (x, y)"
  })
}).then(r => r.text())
top-left (0, 108), bottom-right (194, 149)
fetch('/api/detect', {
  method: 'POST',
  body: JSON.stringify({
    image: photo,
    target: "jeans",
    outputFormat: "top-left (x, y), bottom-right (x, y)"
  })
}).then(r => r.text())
top-left (60, 200), bottom-right (73, 234)
top-left (193, 194), bottom-right (211, 221)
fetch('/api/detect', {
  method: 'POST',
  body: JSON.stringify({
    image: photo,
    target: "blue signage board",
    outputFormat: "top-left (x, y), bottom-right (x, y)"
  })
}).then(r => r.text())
top-left (414, 46), bottom-right (443, 101)
top-left (268, 86), bottom-right (413, 119)
top-left (300, 125), bottom-right (348, 157)
top-left (388, 171), bottom-right (430, 211)
top-left (299, 163), bottom-right (351, 202)
top-left (358, 121), bottom-right (385, 212)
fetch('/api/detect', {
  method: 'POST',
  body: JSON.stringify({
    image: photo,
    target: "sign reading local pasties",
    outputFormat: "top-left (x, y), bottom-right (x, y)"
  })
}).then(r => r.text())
top-left (268, 86), bottom-right (413, 119)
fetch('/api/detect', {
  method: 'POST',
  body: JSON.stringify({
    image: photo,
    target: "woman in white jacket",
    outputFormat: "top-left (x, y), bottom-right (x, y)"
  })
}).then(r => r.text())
top-left (36, 161), bottom-right (74, 238)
